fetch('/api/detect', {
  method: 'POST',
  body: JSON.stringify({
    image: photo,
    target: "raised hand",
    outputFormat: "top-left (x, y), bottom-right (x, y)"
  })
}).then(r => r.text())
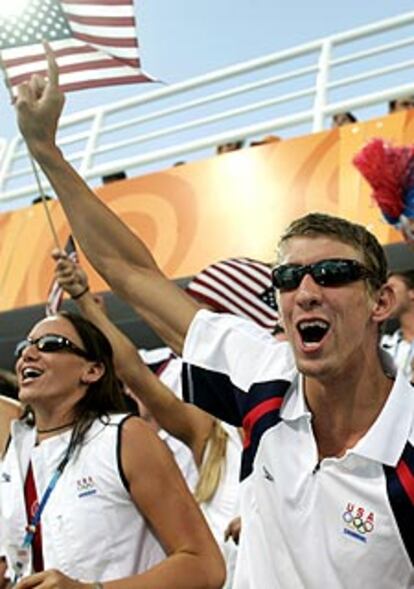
top-left (15, 41), bottom-right (65, 157)
top-left (52, 249), bottom-right (89, 299)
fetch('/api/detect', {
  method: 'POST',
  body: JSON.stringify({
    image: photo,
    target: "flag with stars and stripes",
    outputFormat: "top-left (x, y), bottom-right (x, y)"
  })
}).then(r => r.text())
top-left (46, 234), bottom-right (78, 316)
top-left (0, 0), bottom-right (153, 94)
top-left (185, 257), bottom-right (280, 334)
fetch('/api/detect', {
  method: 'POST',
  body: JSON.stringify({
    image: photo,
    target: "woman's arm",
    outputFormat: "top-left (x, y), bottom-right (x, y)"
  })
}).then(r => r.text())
top-left (118, 417), bottom-right (226, 588)
top-left (54, 252), bottom-right (212, 465)
top-left (14, 419), bottom-right (225, 589)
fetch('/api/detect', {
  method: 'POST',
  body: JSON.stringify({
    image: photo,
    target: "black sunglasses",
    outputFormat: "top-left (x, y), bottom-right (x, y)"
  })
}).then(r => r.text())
top-left (15, 334), bottom-right (91, 360)
top-left (272, 258), bottom-right (378, 291)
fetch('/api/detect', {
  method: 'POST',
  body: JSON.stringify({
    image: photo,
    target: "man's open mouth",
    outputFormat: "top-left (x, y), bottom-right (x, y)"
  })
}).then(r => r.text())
top-left (297, 320), bottom-right (330, 347)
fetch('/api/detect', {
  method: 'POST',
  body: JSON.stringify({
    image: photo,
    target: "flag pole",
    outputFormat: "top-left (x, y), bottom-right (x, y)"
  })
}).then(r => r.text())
top-left (0, 51), bottom-right (62, 251)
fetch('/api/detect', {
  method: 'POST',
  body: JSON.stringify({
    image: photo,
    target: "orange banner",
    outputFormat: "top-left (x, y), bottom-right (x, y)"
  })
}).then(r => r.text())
top-left (0, 111), bottom-right (412, 311)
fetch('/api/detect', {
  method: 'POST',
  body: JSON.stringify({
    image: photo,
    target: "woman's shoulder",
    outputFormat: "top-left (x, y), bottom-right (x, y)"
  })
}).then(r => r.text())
top-left (97, 413), bottom-right (157, 446)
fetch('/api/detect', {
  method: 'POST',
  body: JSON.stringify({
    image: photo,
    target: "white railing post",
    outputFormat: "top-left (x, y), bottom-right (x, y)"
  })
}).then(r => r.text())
top-left (0, 136), bottom-right (21, 198)
top-left (312, 38), bottom-right (332, 132)
top-left (79, 110), bottom-right (104, 176)
top-left (0, 138), bottom-right (6, 164)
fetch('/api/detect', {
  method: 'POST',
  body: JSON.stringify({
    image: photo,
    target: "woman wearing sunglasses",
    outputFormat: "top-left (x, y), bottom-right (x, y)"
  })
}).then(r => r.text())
top-left (0, 312), bottom-right (225, 589)
top-left (52, 252), bottom-right (243, 589)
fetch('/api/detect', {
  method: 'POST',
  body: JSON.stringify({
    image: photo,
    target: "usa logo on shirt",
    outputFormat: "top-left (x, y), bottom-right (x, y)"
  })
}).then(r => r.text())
top-left (76, 476), bottom-right (97, 498)
top-left (342, 502), bottom-right (375, 543)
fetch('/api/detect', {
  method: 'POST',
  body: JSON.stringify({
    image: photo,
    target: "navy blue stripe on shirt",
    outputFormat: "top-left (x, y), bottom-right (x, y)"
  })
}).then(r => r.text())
top-left (182, 363), bottom-right (243, 426)
top-left (383, 441), bottom-right (414, 566)
top-left (182, 363), bottom-right (291, 478)
top-left (182, 362), bottom-right (291, 424)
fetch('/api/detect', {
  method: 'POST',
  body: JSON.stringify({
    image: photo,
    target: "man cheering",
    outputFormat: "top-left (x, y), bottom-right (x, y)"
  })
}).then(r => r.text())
top-left (14, 44), bottom-right (414, 589)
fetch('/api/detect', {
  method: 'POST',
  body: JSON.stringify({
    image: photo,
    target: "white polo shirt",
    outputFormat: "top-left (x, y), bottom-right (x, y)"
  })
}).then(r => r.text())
top-left (182, 310), bottom-right (414, 589)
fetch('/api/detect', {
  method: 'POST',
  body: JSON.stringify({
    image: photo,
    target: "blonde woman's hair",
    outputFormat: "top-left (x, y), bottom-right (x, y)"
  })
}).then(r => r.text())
top-left (194, 419), bottom-right (228, 504)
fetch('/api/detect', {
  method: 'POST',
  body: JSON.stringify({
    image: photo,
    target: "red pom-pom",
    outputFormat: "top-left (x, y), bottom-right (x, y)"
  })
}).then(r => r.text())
top-left (353, 139), bottom-right (411, 220)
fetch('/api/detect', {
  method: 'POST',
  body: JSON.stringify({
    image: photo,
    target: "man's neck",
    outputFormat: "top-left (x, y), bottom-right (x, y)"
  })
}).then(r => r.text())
top-left (304, 363), bottom-right (392, 460)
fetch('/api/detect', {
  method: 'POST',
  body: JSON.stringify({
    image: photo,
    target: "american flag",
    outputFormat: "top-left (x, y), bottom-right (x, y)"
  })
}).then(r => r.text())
top-left (185, 257), bottom-right (279, 333)
top-left (0, 0), bottom-right (152, 94)
top-left (46, 234), bottom-right (78, 316)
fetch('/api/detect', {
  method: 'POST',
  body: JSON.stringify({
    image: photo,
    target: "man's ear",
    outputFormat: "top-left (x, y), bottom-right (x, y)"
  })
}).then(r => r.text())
top-left (371, 283), bottom-right (396, 324)
top-left (80, 362), bottom-right (105, 385)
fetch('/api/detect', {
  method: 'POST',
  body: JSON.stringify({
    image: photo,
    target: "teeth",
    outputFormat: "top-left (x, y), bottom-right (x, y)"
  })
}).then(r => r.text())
top-left (297, 319), bottom-right (330, 344)
top-left (298, 320), bottom-right (329, 331)
top-left (22, 368), bottom-right (43, 379)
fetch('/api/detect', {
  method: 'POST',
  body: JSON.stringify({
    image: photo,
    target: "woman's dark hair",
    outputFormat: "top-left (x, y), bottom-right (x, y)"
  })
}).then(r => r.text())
top-left (21, 311), bottom-right (128, 454)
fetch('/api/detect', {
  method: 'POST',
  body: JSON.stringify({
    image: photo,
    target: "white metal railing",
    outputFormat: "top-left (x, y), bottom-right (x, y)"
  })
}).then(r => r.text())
top-left (2, 11), bottom-right (414, 208)
top-left (0, 138), bottom-right (6, 166)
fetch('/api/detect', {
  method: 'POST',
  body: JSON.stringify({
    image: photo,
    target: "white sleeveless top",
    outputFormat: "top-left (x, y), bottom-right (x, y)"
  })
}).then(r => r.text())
top-left (0, 414), bottom-right (165, 582)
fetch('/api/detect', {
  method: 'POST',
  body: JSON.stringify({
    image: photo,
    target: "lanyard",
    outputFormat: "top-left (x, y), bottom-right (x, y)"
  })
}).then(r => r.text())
top-left (12, 446), bottom-right (72, 584)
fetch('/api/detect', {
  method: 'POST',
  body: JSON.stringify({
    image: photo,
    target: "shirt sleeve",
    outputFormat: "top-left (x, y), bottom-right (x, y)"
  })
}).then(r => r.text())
top-left (181, 309), bottom-right (296, 426)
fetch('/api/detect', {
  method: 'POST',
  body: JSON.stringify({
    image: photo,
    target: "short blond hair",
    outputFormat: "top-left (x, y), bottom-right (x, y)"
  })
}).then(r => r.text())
top-left (277, 213), bottom-right (387, 291)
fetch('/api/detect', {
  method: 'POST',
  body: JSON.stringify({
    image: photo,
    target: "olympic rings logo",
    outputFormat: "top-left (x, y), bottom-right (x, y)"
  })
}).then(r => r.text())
top-left (76, 476), bottom-right (95, 493)
top-left (342, 508), bottom-right (374, 534)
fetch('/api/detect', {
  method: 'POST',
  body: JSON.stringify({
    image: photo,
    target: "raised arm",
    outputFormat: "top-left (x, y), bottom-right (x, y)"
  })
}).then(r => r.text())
top-left (54, 251), bottom-right (212, 464)
top-left (15, 44), bottom-right (199, 355)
